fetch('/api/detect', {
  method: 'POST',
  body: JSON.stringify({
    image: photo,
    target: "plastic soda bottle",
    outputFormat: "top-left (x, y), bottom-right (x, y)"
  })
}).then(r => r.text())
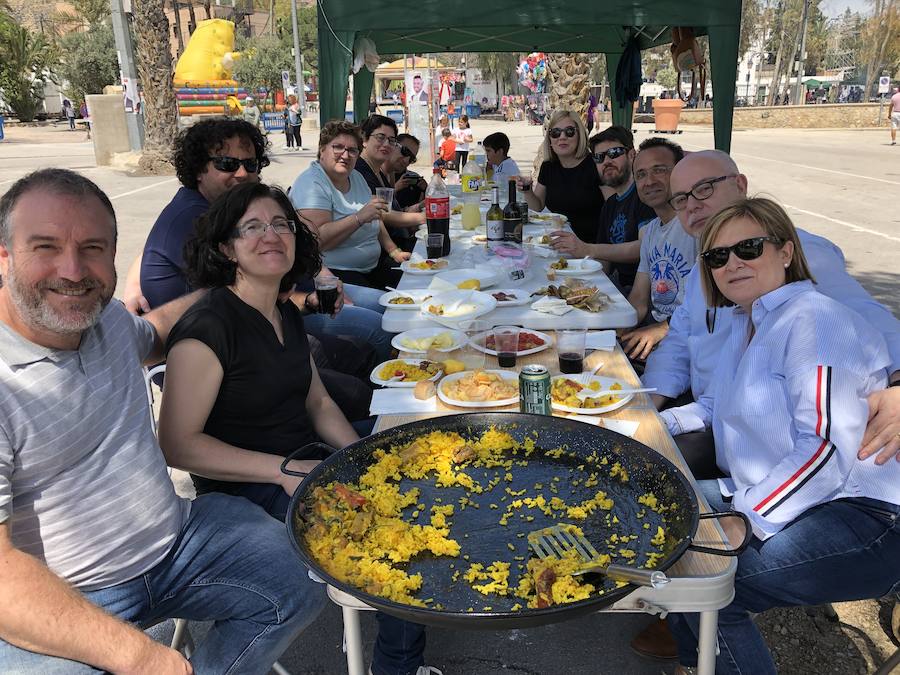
top-left (425, 168), bottom-right (451, 256)
top-left (460, 154), bottom-right (483, 231)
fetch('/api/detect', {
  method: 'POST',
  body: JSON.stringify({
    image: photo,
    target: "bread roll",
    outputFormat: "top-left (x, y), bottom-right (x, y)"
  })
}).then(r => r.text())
top-left (414, 380), bottom-right (436, 400)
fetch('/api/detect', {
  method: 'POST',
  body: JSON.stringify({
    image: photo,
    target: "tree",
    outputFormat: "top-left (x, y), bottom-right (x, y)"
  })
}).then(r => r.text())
top-left (49, 0), bottom-right (111, 34)
top-left (273, 1), bottom-right (318, 75)
top-left (132, 0), bottom-right (179, 173)
top-left (56, 23), bottom-right (119, 104)
top-left (232, 34), bottom-right (293, 107)
top-left (546, 53), bottom-right (591, 120)
top-left (655, 66), bottom-right (678, 91)
top-left (860, 0), bottom-right (899, 97)
top-left (0, 20), bottom-right (57, 121)
top-left (474, 52), bottom-right (520, 100)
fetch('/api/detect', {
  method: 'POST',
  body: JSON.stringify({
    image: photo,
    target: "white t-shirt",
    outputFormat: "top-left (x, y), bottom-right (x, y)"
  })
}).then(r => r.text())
top-left (637, 215), bottom-right (698, 322)
top-left (491, 157), bottom-right (521, 181)
top-left (454, 127), bottom-right (472, 152)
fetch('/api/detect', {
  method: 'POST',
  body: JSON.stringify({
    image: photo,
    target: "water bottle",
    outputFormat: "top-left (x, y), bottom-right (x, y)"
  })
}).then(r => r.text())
top-left (425, 168), bottom-right (451, 256)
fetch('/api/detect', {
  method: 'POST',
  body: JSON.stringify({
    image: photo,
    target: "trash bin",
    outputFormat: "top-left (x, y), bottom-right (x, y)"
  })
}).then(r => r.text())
top-left (0, 115), bottom-right (5, 141)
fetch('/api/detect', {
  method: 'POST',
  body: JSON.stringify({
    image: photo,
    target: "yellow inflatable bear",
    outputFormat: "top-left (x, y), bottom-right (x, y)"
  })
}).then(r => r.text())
top-left (174, 19), bottom-right (240, 85)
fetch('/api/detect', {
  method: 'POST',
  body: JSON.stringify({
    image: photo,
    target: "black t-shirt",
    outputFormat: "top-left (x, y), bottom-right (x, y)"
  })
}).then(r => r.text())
top-left (165, 287), bottom-right (316, 496)
top-left (596, 181), bottom-right (657, 288)
top-left (355, 157), bottom-right (414, 245)
top-left (538, 156), bottom-right (605, 243)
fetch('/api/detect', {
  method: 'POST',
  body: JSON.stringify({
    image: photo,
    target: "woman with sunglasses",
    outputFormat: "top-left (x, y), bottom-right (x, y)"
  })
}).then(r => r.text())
top-left (291, 120), bottom-right (406, 289)
top-left (516, 108), bottom-right (605, 242)
top-left (660, 198), bottom-right (900, 675)
top-left (355, 115), bottom-right (427, 255)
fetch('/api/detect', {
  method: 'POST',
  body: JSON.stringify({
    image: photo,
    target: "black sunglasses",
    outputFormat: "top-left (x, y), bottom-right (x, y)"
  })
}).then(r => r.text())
top-left (592, 146), bottom-right (628, 164)
top-left (700, 236), bottom-right (782, 269)
top-left (399, 146), bottom-right (417, 162)
top-left (209, 156), bottom-right (261, 174)
top-left (548, 125), bottom-right (577, 139)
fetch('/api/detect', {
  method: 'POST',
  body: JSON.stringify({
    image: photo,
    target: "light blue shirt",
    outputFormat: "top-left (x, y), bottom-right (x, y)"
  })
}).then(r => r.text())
top-left (290, 161), bottom-right (381, 272)
top-left (491, 157), bottom-right (520, 182)
top-left (644, 228), bottom-right (900, 400)
top-left (636, 215), bottom-right (697, 322)
top-left (665, 282), bottom-right (897, 540)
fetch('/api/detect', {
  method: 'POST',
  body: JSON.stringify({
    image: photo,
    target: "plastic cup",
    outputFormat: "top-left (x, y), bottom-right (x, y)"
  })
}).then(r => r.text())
top-left (556, 328), bottom-right (586, 374)
top-left (375, 187), bottom-right (394, 212)
top-left (458, 319), bottom-right (489, 371)
top-left (314, 275), bottom-right (340, 315)
top-left (426, 233), bottom-right (445, 259)
top-left (492, 326), bottom-right (520, 368)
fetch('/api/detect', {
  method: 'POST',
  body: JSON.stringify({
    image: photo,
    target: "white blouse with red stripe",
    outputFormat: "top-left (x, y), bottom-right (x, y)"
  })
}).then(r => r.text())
top-left (694, 281), bottom-right (898, 540)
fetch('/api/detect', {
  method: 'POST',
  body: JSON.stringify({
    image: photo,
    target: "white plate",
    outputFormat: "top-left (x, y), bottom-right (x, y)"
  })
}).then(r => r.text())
top-left (529, 211), bottom-right (569, 226)
top-left (419, 290), bottom-right (497, 323)
top-left (401, 259), bottom-right (451, 275)
top-left (370, 358), bottom-right (444, 388)
top-left (379, 289), bottom-right (435, 310)
top-left (438, 369), bottom-right (520, 408)
top-left (434, 268), bottom-right (498, 289)
top-left (487, 288), bottom-right (532, 307)
top-left (391, 328), bottom-right (465, 353)
top-left (550, 375), bottom-right (634, 414)
top-left (548, 258), bottom-right (604, 276)
top-left (469, 329), bottom-right (553, 356)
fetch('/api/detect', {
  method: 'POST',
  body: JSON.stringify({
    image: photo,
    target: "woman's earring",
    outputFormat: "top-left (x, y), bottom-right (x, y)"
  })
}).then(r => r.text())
top-left (784, 262), bottom-right (789, 268)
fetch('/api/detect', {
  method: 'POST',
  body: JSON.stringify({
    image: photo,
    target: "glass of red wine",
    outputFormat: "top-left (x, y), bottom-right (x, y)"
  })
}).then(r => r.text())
top-left (492, 326), bottom-right (520, 368)
top-left (426, 233), bottom-right (445, 259)
top-left (556, 328), bottom-right (586, 374)
top-left (314, 275), bottom-right (340, 315)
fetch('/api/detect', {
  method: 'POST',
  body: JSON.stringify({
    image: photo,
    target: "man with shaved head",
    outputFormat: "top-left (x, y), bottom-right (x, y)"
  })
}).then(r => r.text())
top-left (631, 149), bottom-right (900, 662)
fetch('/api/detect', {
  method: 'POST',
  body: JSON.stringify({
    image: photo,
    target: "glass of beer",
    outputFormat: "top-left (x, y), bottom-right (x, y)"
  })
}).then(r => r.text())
top-left (314, 275), bottom-right (340, 315)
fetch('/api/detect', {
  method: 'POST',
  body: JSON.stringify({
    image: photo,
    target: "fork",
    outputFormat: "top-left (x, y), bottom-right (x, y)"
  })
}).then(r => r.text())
top-left (575, 386), bottom-right (658, 401)
top-left (578, 361), bottom-right (604, 386)
top-left (529, 524), bottom-right (669, 589)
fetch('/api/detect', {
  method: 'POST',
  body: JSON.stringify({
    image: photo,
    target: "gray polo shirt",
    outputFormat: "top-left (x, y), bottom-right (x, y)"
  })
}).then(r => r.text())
top-left (0, 301), bottom-right (189, 590)
top-left (637, 215), bottom-right (698, 322)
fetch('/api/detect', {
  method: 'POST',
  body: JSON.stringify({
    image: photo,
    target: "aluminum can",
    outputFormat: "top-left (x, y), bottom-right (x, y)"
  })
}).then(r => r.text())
top-left (519, 364), bottom-right (552, 415)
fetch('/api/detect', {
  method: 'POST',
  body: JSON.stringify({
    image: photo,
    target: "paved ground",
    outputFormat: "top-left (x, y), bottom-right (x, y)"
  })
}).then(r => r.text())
top-left (0, 120), bottom-right (898, 674)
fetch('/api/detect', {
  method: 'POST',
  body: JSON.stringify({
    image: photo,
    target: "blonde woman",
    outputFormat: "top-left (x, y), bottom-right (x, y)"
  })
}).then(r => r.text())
top-left (516, 108), bottom-right (605, 242)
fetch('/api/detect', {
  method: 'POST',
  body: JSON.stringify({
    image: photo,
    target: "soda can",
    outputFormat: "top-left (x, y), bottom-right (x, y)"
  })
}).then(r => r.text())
top-left (519, 364), bottom-right (552, 415)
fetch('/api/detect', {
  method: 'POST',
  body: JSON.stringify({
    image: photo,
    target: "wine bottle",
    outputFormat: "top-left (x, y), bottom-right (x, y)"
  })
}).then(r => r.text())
top-left (503, 179), bottom-right (522, 243)
top-left (486, 186), bottom-right (504, 251)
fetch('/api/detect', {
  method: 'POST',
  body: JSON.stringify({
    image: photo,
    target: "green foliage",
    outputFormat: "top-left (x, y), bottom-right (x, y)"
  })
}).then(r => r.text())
top-left (232, 34), bottom-right (293, 105)
top-left (473, 52), bottom-right (520, 95)
top-left (49, 0), bottom-right (111, 34)
top-left (56, 23), bottom-right (119, 104)
top-left (655, 66), bottom-right (678, 90)
top-left (272, 2), bottom-right (318, 75)
top-left (0, 19), bottom-right (58, 120)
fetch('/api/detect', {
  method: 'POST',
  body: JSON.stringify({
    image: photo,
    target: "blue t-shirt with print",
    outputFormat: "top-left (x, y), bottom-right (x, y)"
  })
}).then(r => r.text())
top-left (596, 182), bottom-right (657, 288)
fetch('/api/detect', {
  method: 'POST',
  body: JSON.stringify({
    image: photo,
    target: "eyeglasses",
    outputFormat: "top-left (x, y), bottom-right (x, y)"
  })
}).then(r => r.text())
top-left (548, 125), bottom-right (577, 139)
top-left (235, 217), bottom-right (297, 239)
top-left (668, 175), bottom-right (736, 211)
top-left (634, 165), bottom-right (673, 181)
top-left (370, 132), bottom-right (400, 147)
top-left (209, 156), bottom-right (261, 174)
top-left (329, 143), bottom-right (360, 158)
top-left (399, 145), bottom-right (417, 162)
top-left (700, 236), bottom-right (782, 269)
top-left (592, 146), bottom-right (628, 164)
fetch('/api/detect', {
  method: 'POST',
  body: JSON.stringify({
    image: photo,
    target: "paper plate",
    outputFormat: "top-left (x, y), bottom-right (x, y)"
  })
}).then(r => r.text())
top-left (370, 359), bottom-right (444, 388)
top-left (437, 369), bottom-right (520, 408)
top-left (550, 375), bottom-right (634, 414)
top-left (469, 329), bottom-right (553, 357)
top-left (420, 290), bottom-right (497, 323)
top-left (401, 259), bottom-right (451, 275)
top-left (391, 328), bottom-right (465, 354)
top-left (378, 289), bottom-right (435, 310)
top-left (548, 258), bottom-right (604, 276)
top-left (434, 268), bottom-right (499, 289)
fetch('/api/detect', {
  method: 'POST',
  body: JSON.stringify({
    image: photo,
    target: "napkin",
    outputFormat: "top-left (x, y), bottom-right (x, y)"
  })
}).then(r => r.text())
top-left (370, 388), bottom-right (438, 415)
top-left (585, 331), bottom-right (617, 351)
top-left (529, 245), bottom-right (553, 259)
top-left (428, 276), bottom-right (458, 292)
top-left (565, 415), bottom-right (640, 437)
top-left (531, 296), bottom-right (574, 316)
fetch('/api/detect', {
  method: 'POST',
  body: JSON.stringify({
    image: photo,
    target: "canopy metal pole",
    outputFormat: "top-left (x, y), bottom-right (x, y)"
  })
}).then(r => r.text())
top-left (403, 53), bottom-right (409, 132)
top-left (290, 0), bottom-right (305, 109)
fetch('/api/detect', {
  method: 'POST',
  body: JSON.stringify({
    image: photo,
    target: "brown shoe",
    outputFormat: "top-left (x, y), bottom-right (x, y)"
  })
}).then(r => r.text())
top-left (630, 618), bottom-right (678, 661)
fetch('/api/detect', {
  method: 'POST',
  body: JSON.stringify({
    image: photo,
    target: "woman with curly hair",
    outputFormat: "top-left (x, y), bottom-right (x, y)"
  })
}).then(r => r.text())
top-left (158, 181), bottom-right (359, 518)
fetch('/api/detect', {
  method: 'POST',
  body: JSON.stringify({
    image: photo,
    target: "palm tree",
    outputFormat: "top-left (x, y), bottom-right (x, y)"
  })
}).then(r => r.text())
top-left (546, 53), bottom-right (591, 121)
top-left (132, 0), bottom-right (179, 172)
top-left (0, 22), bottom-right (57, 121)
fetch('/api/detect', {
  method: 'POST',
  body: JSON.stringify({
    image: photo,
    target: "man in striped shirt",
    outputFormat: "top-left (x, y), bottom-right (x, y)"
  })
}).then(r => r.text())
top-left (0, 169), bottom-right (324, 673)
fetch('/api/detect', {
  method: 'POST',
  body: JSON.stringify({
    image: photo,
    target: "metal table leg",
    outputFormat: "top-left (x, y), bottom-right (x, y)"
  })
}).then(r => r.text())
top-left (697, 610), bottom-right (719, 675)
top-left (342, 605), bottom-right (366, 675)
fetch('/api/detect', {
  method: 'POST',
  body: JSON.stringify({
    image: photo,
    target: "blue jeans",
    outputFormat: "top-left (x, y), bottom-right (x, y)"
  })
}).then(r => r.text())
top-left (233, 483), bottom-right (427, 675)
top-left (0, 494), bottom-right (326, 675)
top-left (304, 284), bottom-right (392, 362)
top-left (669, 480), bottom-right (900, 674)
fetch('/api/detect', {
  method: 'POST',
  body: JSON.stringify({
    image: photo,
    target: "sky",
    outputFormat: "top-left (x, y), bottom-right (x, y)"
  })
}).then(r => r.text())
top-left (820, 0), bottom-right (871, 18)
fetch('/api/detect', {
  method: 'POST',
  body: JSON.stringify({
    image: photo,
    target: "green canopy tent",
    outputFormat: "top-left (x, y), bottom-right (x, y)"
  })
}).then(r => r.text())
top-left (316, 0), bottom-right (742, 151)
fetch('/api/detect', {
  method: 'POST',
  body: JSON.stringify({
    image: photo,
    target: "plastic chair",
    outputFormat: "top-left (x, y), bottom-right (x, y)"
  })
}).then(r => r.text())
top-left (142, 366), bottom-right (292, 675)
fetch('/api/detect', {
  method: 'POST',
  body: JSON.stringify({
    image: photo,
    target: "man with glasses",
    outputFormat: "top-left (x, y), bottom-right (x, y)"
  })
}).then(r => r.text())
top-left (632, 149), bottom-right (900, 662)
top-left (384, 134), bottom-right (428, 210)
top-left (619, 138), bottom-right (696, 363)
top-left (550, 126), bottom-right (656, 291)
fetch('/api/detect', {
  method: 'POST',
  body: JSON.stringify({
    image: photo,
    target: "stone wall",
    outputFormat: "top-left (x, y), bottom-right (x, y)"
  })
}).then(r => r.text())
top-left (678, 103), bottom-right (890, 129)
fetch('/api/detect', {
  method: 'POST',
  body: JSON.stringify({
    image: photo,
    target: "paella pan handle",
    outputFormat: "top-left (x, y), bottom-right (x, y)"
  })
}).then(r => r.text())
top-left (686, 511), bottom-right (753, 556)
top-left (280, 442), bottom-right (337, 477)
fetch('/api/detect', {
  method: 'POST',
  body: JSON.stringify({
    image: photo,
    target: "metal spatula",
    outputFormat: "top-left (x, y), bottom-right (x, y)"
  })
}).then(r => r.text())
top-left (529, 524), bottom-right (670, 589)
